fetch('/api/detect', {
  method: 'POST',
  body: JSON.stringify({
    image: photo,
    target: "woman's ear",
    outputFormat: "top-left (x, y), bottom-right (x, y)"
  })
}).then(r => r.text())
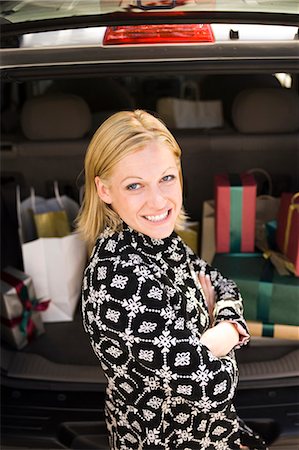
top-left (95, 176), bottom-right (112, 204)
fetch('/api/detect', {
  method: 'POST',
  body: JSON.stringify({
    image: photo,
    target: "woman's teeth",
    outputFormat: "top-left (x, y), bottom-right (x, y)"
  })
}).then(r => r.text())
top-left (145, 211), bottom-right (169, 222)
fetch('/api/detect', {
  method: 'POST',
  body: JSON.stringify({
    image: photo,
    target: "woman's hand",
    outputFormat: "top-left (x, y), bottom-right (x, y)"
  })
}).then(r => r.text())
top-left (198, 271), bottom-right (215, 324)
top-left (198, 271), bottom-right (240, 357)
top-left (200, 321), bottom-right (240, 357)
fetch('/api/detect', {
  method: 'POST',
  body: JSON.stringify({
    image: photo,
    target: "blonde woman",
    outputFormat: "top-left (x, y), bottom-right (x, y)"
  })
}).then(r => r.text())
top-left (78, 110), bottom-right (266, 450)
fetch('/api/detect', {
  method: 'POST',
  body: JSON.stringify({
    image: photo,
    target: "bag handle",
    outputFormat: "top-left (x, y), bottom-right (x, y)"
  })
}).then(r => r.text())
top-left (30, 182), bottom-right (64, 211)
top-left (30, 187), bottom-right (37, 213)
top-left (53, 180), bottom-right (64, 209)
top-left (284, 192), bottom-right (299, 254)
top-left (16, 185), bottom-right (24, 244)
top-left (247, 168), bottom-right (273, 196)
top-left (180, 81), bottom-right (199, 101)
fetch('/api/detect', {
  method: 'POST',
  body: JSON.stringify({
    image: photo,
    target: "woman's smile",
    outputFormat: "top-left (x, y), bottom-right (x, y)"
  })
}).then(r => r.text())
top-left (143, 209), bottom-right (170, 222)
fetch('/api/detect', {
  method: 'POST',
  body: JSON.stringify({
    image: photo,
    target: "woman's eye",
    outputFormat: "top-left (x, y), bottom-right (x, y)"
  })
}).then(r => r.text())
top-left (161, 174), bottom-right (175, 182)
top-left (126, 183), bottom-right (141, 191)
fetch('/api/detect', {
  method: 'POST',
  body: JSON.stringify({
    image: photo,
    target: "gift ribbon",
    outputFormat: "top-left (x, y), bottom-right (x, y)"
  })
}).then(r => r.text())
top-left (257, 259), bottom-right (274, 324)
top-left (262, 323), bottom-right (274, 338)
top-left (0, 312), bottom-right (37, 339)
top-left (1, 315), bottom-right (22, 327)
top-left (255, 220), bottom-right (296, 276)
top-left (283, 192), bottom-right (299, 255)
top-left (229, 174), bottom-right (243, 253)
top-left (262, 250), bottom-right (296, 276)
top-left (0, 270), bottom-right (50, 341)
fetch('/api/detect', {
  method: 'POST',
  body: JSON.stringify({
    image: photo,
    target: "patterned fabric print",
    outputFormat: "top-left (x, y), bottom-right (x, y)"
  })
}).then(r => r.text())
top-left (82, 224), bottom-right (249, 450)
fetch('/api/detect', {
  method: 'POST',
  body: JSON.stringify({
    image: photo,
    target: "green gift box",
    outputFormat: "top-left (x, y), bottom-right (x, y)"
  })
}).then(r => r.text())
top-left (213, 254), bottom-right (299, 327)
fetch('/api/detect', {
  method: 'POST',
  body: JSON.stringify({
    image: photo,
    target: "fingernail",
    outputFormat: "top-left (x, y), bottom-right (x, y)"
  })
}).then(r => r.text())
top-left (199, 271), bottom-right (205, 277)
top-left (205, 274), bottom-right (210, 280)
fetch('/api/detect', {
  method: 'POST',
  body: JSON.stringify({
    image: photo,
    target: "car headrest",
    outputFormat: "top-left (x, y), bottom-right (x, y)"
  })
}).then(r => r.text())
top-left (21, 94), bottom-right (92, 140)
top-left (232, 88), bottom-right (299, 134)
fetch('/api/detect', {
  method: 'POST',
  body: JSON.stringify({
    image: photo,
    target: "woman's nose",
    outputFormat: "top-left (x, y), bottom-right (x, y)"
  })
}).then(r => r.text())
top-left (146, 186), bottom-right (166, 209)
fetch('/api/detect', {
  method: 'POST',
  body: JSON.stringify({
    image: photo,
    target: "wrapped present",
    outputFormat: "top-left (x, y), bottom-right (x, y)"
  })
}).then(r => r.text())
top-left (215, 173), bottom-right (256, 253)
top-left (177, 221), bottom-right (199, 254)
top-left (265, 220), bottom-right (277, 250)
top-left (276, 192), bottom-right (299, 276)
top-left (212, 254), bottom-right (299, 328)
top-left (0, 267), bottom-right (50, 349)
top-left (247, 321), bottom-right (299, 340)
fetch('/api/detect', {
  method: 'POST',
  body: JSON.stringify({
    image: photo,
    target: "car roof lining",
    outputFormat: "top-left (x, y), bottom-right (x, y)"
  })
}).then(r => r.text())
top-left (1, 11), bottom-right (299, 37)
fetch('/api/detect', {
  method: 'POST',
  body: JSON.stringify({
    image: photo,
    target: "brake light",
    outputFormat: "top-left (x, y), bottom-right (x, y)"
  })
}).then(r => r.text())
top-left (103, 24), bottom-right (214, 45)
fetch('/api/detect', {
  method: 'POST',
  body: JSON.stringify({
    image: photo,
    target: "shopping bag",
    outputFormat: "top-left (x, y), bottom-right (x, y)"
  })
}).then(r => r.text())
top-left (245, 169), bottom-right (289, 274)
top-left (276, 192), bottom-right (299, 276)
top-left (177, 221), bottom-right (199, 254)
top-left (256, 195), bottom-right (280, 224)
top-left (247, 168), bottom-right (280, 225)
top-left (200, 200), bottom-right (216, 265)
top-left (17, 185), bottom-right (87, 322)
top-left (157, 81), bottom-right (223, 129)
top-left (18, 181), bottom-right (79, 241)
top-left (33, 181), bottom-right (81, 238)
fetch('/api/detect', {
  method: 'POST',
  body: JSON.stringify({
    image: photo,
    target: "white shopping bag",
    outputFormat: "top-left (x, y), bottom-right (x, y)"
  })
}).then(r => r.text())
top-left (157, 81), bottom-right (223, 129)
top-left (21, 234), bottom-right (87, 322)
top-left (17, 185), bottom-right (87, 322)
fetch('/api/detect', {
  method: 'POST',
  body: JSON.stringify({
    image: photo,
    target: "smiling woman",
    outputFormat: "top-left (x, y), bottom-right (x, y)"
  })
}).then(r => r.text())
top-left (77, 110), bottom-right (186, 249)
top-left (78, 110), bottom-right (267, 450)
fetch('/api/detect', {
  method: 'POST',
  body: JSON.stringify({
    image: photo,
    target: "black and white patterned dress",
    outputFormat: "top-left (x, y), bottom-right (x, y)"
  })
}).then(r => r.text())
top-left (82, 224), bottom-right (265, 450)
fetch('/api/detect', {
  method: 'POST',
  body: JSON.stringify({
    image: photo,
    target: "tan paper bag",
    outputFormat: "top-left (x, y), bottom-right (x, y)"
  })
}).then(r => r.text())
top-left (200, 200), bottom-right (215, 265)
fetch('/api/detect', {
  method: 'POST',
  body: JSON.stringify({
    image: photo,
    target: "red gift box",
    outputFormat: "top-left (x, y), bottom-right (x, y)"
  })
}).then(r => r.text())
top-left (276, 192), bottom-right (299, 276)
top-left (215, 173), bottom-right (256, 253)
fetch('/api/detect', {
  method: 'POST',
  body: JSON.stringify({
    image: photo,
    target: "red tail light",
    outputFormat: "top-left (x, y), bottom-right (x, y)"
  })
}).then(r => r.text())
top-left (103, 24), bottom-right (214, 45)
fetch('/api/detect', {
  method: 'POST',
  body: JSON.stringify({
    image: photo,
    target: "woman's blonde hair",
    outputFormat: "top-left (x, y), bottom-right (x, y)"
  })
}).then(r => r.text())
top-left (76, 110), bottom-right (186, 249)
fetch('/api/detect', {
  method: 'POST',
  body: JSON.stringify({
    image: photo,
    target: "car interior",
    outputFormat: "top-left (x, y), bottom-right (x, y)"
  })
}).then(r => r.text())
top-left (1, 70), bottom-right (299, 449)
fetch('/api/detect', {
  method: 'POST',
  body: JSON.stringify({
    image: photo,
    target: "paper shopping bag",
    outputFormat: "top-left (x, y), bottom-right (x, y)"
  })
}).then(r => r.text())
top-left (177, 221), bottom-right (199, 254)
top-left (33, 181), bottom-right (78, 238)
top-left (157, 97), bottom-right (223, 129)
top-left (21, 233), bottom-right (87, 322)
top-left (276, 192), bottom-right (299, 276)
top-left (17, 185), bottom-right (87, 322)
top-left (157, 81), bottom-right (223, 129)
top-left (256, 195), bottom-right (280, 225)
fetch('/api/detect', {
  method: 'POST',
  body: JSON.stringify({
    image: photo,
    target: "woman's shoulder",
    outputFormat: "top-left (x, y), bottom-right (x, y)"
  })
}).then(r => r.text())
top-left (84, 229), bottom-right (161, 297)
top-left (89, 227), bottom-right (148, 269)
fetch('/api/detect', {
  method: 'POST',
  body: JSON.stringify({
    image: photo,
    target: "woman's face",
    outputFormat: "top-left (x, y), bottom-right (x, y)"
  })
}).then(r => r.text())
top-left (95, 140), bottom-right (183, 239)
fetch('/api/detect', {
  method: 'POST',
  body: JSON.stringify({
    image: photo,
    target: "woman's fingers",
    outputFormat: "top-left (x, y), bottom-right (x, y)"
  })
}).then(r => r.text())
top-left (199, 271), bottom-right (208, 296)
top-left (199, 272), bottom-right (214, 302)
top-left (198, 271), bottom-right (215, 323)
